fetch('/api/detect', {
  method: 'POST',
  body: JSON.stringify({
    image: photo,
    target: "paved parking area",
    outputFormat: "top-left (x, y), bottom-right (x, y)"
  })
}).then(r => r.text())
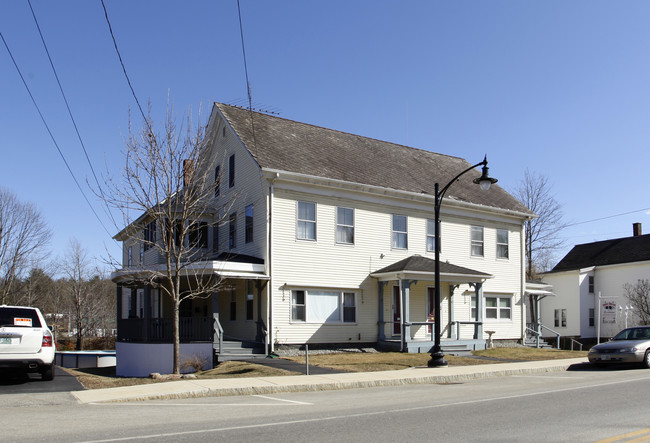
top-left (0, 366), bottom-right (82, 394)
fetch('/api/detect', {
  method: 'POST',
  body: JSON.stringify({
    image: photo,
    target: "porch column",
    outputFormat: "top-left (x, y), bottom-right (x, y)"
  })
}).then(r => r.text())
top-left (143, 286), bottom-right (151, 342)
top-left (255, 280), bottom-right (268, 343)
top-left (448, 285), bottom-right (459, 339)
top-left (116, 284), bottom-right (122, 324)
top-left (474, 282), bottom-right (484, 339)
top-left (378, 281), bottom-right (387, 341)
top-left (129, 288), bottom-right (137, 318)
top-left (400, 279), bottom-right (416, 352)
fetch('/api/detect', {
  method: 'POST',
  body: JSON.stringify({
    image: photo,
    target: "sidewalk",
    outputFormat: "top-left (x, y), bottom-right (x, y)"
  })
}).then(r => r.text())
top-left (72, 357), bottom-right (588, 404)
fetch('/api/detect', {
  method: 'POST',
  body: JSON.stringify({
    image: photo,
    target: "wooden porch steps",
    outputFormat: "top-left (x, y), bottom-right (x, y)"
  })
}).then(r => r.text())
top-left (214, 340), bottom-right (266, 362)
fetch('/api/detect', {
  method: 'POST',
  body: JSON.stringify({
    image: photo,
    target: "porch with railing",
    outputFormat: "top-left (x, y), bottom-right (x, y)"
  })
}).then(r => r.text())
top-left (117, 317), bottom-right (214, 343)
top-left (378, 320), bottom-right (487, 353)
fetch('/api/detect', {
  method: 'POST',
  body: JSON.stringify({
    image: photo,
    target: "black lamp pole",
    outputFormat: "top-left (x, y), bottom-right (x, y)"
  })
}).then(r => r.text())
top-left (427, 156), bottom-right (497, 367)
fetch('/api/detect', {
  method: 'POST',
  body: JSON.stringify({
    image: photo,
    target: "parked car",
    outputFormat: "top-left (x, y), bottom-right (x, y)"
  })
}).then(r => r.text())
top-left (588, 326), bottom-right (650, 368)
top-left (0, 305), bottom-right (56, 380)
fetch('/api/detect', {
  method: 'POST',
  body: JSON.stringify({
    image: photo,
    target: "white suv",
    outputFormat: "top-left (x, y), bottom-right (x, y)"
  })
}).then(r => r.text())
top-left (0, 305), bottom-right (56, 380)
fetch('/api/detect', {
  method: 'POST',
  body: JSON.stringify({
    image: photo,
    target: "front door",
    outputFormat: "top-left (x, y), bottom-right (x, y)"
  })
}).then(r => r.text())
top-left (392, 286), bottom-right (401, 335)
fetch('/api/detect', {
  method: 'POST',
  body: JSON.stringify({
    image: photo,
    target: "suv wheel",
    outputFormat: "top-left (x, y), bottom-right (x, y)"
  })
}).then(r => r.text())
top-left (41, 364), bottom-right (55, 381)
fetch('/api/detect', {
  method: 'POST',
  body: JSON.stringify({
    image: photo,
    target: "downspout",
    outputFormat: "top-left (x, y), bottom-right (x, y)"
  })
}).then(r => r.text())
top-left (520, 221), bottom-right (527, 343)
top-left (266, 172), bottom-right (279, 353)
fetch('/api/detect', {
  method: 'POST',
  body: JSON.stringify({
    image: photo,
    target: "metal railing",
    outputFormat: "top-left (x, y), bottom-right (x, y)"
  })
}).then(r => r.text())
top-left (526, 323), bottom-right (560, 349)
top-left (213, 315), bottom-right (223, 355)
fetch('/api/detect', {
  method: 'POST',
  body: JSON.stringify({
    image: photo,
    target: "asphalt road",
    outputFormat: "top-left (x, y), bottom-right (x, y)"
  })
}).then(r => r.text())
top-left (4, 364), bottom-right (650, 442)
top-left (0, 366), bottom-right (83, 394)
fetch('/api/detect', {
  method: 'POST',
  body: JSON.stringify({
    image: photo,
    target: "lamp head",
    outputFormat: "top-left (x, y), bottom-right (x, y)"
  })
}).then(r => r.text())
top-left (473, 155), bottom-right (498, 190)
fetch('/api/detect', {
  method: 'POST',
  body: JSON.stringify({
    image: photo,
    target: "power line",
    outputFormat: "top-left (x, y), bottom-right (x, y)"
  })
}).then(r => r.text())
top-left (27, 0), bottom-right (118, 230)
top-left (236, 0), bottom-right (258, 149)
top-left (100, 0), bottom-right (152, 133)
top-left (0, 31), bottom-right (114, 239)
top-left (566, 207), bottom-right (650, 228)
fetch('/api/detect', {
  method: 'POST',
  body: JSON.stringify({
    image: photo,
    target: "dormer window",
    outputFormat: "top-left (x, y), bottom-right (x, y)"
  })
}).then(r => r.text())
top-left (228, 154), bottom-right (235, 188)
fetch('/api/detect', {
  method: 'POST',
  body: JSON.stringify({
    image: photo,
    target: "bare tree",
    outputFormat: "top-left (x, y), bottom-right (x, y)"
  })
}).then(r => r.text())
top-left (101, 103), bottom-right (235, 374)
top-left (62, 239), bottom-right (111, 349)
top-left (624, 279), bottom-right (650, 325)
top-left (0, 188), bottom-right (51, 304)
top-left (512, 170), bottom-right (567, 280)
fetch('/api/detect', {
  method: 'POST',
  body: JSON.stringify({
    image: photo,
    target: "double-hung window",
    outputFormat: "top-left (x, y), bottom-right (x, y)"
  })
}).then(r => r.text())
top-left (143, 220), bottom-right (156, 250)
top-left (471, 226), bottom-right (484, 257)
top-left (297, 201), bottom-right (316, 240)
top-left (426, 219), bottom-right (438, 253)
top-left (189, 221), bottom-right (208, 249)
top-left (496, 229), bottom-right (509, 259)
top-left (229, 213), bottom-right (237, 250)
top-left (127, 247), bottom-right (132, 266)
top-left (588, 276), bottom-right (595, 294)
top-left (245, 204), bottom-right (254, 243)
top-left (214, 165), bottom-right (221, 197)
top-left (554, 309), bottom-right (567, 327)
top-left (392, 215), bottom-right (408, 249)
top-left (336, 207), bottom-right (354, 244)
top-left (228, 155), bottom-right (235, 188)
top-left (485, 296), bottom-right (511, 320)
top-left (291, 289), bottom-right (356, 323)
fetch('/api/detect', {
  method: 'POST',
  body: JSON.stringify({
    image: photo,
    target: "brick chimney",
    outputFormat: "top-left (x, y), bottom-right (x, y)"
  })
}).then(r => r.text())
top-left (633, 222), bottom-right (642, 237)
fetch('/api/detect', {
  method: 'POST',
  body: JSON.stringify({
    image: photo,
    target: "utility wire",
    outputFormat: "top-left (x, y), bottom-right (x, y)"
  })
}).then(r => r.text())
top-left (27, 0), bottom-right (118, 230)
top-left (100, 0), bottom-right (152, 135)
top-left (0, 31), bottom-right (114, 239)
top-left (236, 0), bottom-right (258, 148)
top-left (565, 207), bottom-right (650, 228)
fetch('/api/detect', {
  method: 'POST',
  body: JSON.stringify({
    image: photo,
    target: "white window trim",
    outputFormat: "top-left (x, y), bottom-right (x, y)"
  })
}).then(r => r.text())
top-left (392, 214), bottom-right (408, 250)
top-left (473, 294), bottom-right (513, 322)
top-left (336, 207), bottom-right (355, 245)
top-left (290, 289), bottom-right (357, 324)
top-left (296, 201), bottom-right (317, 241)
top-left (470, 225), bottom-right (484, 258)
top-left (496, 228), bottom-right (509, 260)
top-left (426, 219), bottom-right (438, 253)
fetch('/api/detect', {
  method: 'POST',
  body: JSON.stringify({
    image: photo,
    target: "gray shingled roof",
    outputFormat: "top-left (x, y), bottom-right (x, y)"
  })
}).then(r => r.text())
top-left (373, 255), bottom-right (492, 277)
top-left (550, 234), bottom-right (650, 272)
top-left (216, 103), bottom-right (533, 215)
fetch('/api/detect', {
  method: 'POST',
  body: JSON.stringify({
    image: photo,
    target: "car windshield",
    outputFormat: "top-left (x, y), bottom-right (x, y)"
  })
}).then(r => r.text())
top-left (0, 307), bottom-right (42, 328)
top-left (612, 328), bottom-right (650, 340)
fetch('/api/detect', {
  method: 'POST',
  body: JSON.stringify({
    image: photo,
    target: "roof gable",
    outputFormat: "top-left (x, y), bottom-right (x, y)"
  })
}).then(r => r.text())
top-left (215, 103), bottom-right (532, 216)
top-left (551, 234), bottom-right (650, 272)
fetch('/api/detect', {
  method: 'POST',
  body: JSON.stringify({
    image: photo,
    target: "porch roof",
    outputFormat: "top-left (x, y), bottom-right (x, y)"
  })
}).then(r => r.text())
top-left (111, 258), bottom-right (268, 284)
top-left (525, 281), bottom-right (555, 297)
top-left (370, 255), bottom-right (492, 283)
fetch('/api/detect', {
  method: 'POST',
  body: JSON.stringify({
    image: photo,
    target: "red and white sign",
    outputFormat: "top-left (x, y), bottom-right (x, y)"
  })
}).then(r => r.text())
top-left (14, 317), bottom-right (32, 327)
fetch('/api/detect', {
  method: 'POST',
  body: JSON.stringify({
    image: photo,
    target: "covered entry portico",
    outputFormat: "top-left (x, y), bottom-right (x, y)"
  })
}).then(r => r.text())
top-left (371, 255), bottom-right (493, 354)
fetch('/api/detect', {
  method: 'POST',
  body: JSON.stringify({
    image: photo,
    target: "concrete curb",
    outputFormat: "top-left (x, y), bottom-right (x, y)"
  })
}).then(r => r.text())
top-left (71, 358), bottom-right (588, 404)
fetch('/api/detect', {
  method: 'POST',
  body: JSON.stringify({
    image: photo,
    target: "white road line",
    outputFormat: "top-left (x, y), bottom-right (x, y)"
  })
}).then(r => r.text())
top-left (252, 394), bottom-right (313, 405)
top-left (511, 375), bottom-right (583, 379)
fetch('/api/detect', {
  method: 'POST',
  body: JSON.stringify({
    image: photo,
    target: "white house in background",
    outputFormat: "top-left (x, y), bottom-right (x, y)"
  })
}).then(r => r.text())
top-left (541, 223), bottom-right (650, 340)
top-left (112, 103), bottom-right (535, 376)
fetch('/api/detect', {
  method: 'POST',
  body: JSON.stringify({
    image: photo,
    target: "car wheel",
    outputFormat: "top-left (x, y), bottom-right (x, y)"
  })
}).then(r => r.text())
top-left (41, 364), bottom-right (55, 381)
top-left (644, 351), bottom-right (650, 369)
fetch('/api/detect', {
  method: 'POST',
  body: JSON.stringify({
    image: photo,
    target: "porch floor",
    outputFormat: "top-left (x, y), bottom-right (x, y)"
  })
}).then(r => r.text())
top-left (378, 338), bottom-right (487, 355)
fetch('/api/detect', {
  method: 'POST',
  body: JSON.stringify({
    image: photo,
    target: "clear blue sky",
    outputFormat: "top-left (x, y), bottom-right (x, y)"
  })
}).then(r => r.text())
top-left (1, 1), bottom-right (649, 273)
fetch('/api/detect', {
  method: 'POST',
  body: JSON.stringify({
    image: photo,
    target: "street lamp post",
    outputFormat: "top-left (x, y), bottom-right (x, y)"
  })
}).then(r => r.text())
top-left (428, 156), bottom-right (498, 368)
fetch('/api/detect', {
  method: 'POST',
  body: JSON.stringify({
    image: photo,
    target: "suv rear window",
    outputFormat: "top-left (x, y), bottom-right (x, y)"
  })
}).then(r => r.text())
top-left (0, 307), bottom-right (43, 328)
